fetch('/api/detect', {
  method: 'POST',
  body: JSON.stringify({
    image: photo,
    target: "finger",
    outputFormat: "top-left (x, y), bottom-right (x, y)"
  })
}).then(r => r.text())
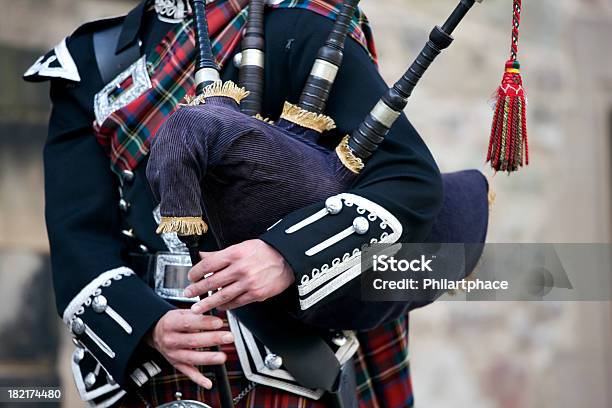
top-left (175, 331), bottom-right (234, 349)
top-left (184, 264), bottom-right (239, 298)
top-left (191, 283), bottom-right (246, 314)
top-left (172, 350), bottom-right (227, 366)
top-left (174, 362), bottom-right (213, 389)
top-left (166, 310), bottom-right (224, 332)
top-left (188, 249), bottom-right (234, 282)
top-left (217, 292), bottom-right (257, 311)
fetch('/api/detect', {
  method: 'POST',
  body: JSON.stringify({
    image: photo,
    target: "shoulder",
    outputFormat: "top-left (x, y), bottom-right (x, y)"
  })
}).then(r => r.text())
top-left (23, 15), bottom-right (125, 84)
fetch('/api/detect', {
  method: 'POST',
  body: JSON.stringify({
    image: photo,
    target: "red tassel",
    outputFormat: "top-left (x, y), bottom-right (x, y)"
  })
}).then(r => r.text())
top-left (487, 60), bottom-right (528, 172)
top-left (487, 0), bottom-right (528, 173)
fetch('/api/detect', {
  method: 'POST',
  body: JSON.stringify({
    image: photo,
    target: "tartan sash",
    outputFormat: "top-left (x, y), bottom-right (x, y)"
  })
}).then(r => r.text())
top-left (94, 0), bottom-right (376, 175)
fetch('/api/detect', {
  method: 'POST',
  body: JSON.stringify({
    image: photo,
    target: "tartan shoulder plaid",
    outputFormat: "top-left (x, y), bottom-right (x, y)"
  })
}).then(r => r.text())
top-left (116, 312), bottom-right (413, 408)
top-left (94, 0), bottom-right (376, 175)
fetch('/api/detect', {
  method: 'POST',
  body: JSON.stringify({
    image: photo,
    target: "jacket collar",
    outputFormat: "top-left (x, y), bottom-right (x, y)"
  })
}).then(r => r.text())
top-left (116, 0), bottom-right (147, 53)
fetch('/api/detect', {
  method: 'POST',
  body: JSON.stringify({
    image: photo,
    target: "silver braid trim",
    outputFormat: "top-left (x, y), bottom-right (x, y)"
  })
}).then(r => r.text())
top-left (62, 267), bottom-right (135, 325)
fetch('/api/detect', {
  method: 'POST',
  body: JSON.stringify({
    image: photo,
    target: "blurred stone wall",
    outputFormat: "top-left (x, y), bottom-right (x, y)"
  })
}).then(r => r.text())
top-left (359, 0), bottom-right (612, 407)
top-left (0, 0), bottom-right (611, 407)
top-left (0, 2), bottom-right (136, 407)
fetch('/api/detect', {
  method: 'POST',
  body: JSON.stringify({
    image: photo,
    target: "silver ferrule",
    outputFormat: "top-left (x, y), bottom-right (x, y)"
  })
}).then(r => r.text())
top-left (370, 100), bottom-right (402, 128)
top-left (195, 67), bottom-right (220, 87)
top-left (240, 49), bottom-right (265, 68)
top-left (309, 59), bottom-right (339, 83)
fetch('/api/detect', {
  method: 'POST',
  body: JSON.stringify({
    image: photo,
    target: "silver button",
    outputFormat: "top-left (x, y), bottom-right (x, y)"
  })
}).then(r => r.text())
top-left (353, 217), bottom-right (369, 235)
top-left (325, 197), bottom-right (343, 215)
top-left (264, 353), bottom-right (283, 370)
top-left (92, 295), bottom-right (108, 313)
top-left (84, 372), bottom-right (97, 389)
top-left (119, 199), bottom-right (131, 212)
top-left (139, 244), bottom-right (149, 254)
top-left (332, 332), bottom-right (347, 347)
top-left (73, 347), bottom-right (85, 363)
top-left (233, 52), bottom-right (242, 68)
top-left (71, 317), bottom-right (86, 335)
top-left (121, 169), bottom-right (135, 183)
top-left (90, 296), bottom-right (133, 335)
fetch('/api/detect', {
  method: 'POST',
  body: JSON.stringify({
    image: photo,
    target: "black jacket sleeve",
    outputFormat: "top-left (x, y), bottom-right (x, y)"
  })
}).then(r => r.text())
top-left (43, 39), bottom-right (173, 393)
top-left (258, 10), bottom-right (444, 329)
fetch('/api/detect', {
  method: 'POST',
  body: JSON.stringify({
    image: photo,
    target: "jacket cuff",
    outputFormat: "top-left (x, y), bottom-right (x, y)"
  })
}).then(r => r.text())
top-left (62, 267), bottom-right (174, 405)
top-left (260, 193), bottom-right (403, 313)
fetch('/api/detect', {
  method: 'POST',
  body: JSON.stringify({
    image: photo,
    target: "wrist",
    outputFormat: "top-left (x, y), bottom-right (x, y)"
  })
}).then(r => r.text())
top-left (145, 324), bottom-right (159, 350)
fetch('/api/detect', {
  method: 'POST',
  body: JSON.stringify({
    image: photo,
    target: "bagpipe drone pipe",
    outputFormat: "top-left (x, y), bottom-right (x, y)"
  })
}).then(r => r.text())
top-left (147, 0), bottom-right (490, 320)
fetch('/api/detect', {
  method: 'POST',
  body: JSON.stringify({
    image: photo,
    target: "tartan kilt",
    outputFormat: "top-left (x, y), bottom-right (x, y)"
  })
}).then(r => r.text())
top-left (116, 311), bottom-right (413, 408)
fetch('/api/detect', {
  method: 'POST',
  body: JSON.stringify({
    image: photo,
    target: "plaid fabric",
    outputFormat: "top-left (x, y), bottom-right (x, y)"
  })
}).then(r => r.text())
top-left (95, 0), bottom-right (376, 175)
top-left (117, 311), bottom-right (413, 408)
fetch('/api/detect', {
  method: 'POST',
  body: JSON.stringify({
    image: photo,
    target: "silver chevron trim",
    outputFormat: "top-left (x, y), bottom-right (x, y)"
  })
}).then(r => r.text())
top-left (299, 264), bottom-right (361, 310)
top-left (91, 390), bottom-right (127, 408)
top-left (305, 224), bottom-right (355, 257)
top-left (92, 295), bottom-right (133, 334)
top-left (106, 306), bottom-right (132, 334)
top-left (83, 324), bottom-right (115, 359)
top-left (227, 312), bottom-right (325, 400)
top-left (299, 243), bottom-right (403, 310)
top-left (298, 252), bottom-right (361, 296)
top-left (142, 361), bottom-right (162, 377)
top-left (302, 193), bottom-right (402, 256)
top-left (24, 38), bottom-right (81, 82)
top-left (305, 216), bottom-right (369, 257)
top-left (62, 267), bottom-right (135, 324)
top-left (285, 208), bottom-right (327, 234)
top-left (71, 347), bottom-right (120, 402)
top-left (130, 368), bottom-right (148, 387)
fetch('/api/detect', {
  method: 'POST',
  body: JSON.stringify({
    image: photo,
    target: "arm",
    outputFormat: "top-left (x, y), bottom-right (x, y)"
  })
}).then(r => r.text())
top-left (185, 9), bottom-right (443, 330)
top-left (258, 10), bottom-right (444, 327)
top-left (45, 77), bottom-right (175, 392)
top-left (41, 36), bottom-right (231, 400)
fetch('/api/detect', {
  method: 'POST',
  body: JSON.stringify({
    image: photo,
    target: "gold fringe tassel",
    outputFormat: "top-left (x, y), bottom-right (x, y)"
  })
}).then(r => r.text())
top-left (181, 94), bottom-right (206, 107)
top-left (180, 81), bottom-right (250, 107)
top-left (156, 216), bottom-right (209, 236)
top-left (279, 102), bottom-right (336, 133)
top-left (253, 114), bottom-right (273, 123)
top-left (202, 80), bottom-right (250, 104)
top-left (335, 135), bottom-right (364, 174)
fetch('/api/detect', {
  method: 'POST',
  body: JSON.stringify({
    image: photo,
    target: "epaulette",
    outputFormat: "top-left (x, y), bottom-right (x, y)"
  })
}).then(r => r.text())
top-left (23, 38), bottom-right (81, 83)
top-left (23, 16), bottom-right (125, 83)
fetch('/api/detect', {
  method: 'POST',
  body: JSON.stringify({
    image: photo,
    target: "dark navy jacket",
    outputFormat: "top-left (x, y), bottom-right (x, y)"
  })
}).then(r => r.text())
top-left (24, 1), bottom-right (442, 396)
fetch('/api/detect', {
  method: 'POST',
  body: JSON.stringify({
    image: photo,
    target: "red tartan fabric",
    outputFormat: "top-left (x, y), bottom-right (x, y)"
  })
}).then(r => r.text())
top-left (94, 0), bottom-right (375, 175)
top-left (117, 311), bottom-right (413, 407)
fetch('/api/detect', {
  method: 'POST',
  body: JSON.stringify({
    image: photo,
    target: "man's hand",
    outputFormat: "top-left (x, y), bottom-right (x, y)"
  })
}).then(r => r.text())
top-left (147, 309), bottom-right (234, 389)
top-left (184, 239), bottom-right (295, 313)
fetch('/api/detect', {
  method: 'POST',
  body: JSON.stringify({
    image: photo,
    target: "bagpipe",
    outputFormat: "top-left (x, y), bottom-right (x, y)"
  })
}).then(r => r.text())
top-left (147, 0), bottom-right (495, 247)
top-left (147, 0), bottom-right (528, 405)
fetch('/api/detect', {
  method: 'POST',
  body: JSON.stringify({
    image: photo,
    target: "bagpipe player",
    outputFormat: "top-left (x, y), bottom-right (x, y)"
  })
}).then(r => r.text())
top-left (22, 0), bottom-right (506, 406)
